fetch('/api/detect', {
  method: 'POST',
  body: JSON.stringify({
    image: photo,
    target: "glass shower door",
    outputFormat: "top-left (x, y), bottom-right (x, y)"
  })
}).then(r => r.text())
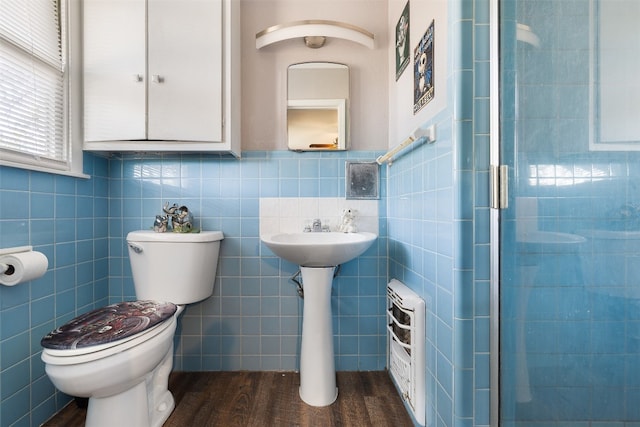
top-left (498, 0), bottom-right (640, 425)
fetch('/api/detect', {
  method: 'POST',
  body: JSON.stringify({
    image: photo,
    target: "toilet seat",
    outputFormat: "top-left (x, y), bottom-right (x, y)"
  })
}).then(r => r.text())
top-left (41, 300), bottom-right (177, 365)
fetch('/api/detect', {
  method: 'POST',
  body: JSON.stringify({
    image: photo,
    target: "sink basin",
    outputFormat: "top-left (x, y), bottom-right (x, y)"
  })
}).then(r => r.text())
top-left (261, 231), bottom-right (377, 267)
top-left (579, 229), bottom-right (640, 240)
top-left (517, 230), bottom-right (587, 245)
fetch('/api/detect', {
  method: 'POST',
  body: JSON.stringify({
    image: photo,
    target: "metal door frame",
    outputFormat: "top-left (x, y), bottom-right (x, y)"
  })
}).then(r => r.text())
top-left (489, 0), bottom-right (501, 425)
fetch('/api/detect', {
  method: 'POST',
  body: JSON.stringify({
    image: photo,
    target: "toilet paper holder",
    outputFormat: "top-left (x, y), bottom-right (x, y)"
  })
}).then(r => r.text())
top-left (0, 246), bottom-right (32, 274)
top-left (0, 245), bottom-right (49, 286)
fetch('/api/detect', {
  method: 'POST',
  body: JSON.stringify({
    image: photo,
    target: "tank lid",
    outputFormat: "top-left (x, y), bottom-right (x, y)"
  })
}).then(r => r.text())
top-left (126, 230), bottom-right (224, 242)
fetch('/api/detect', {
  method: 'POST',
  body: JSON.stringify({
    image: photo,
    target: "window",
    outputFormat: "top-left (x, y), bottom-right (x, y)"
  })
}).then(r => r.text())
top-left (0, 0), bottom-right (82, 175)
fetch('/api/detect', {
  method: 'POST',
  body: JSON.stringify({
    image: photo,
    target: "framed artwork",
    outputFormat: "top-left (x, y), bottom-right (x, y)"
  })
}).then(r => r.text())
top-left (413, 20), bottom-right (434, 114)
top-left (395, 1), bottom-right (410, 81)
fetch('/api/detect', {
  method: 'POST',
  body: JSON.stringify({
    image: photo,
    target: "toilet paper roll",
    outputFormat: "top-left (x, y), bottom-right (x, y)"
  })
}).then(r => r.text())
top-left (0, 251), bottom-right (48, 286)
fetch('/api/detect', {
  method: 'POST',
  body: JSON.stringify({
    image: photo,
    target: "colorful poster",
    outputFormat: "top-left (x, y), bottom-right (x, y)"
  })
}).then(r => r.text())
top-left (413, 20), bottom-right (434, 114)
top-left (395, 1), bottom-right (410, 81)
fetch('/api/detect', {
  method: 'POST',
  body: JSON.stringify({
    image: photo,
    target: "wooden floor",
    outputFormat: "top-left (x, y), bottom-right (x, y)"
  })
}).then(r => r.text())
top-left (43, 371), bottom-right (413, 426)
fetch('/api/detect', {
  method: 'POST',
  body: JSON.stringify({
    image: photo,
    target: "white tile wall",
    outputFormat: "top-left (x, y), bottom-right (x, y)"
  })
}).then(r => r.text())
top-left (259, 197), bottom-right (379, 236)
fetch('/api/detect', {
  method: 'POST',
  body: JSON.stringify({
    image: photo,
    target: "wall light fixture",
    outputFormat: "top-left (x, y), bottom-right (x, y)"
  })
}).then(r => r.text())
top-left (256, 20), bottom-right (375, 50)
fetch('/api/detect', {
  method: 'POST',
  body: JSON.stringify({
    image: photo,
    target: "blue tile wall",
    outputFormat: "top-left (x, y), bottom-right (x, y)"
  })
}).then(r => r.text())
top-left (386, 1), bottom-right (492, 426)
top-left (0, 153), bottom-right (109, 427)
top-left (107, 151), bottom-right (388, 373)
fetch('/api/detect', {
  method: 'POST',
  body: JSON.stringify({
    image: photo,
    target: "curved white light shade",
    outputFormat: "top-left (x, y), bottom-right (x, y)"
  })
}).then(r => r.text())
top-left (256, 20), bottom-right (375, 50)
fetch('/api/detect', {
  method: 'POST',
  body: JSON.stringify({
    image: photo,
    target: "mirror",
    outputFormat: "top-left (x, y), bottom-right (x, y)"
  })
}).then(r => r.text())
top-left (287, 62), bottom-right (349, 151)
top-left (590, 0), bottom-right (640, 150)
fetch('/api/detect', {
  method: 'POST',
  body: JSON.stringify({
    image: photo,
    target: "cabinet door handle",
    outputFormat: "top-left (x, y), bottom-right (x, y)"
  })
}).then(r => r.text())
top-left (152, 74), bottom-right (165, 83)
top-left (134, 74), bottom-right (143, 82)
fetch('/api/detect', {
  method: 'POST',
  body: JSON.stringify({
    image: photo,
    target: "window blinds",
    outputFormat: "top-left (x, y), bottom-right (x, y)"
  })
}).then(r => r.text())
top-left (0, 0), bottom-right (67, 170)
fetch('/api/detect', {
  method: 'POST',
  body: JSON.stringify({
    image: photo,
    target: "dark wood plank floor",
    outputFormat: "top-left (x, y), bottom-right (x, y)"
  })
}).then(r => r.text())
top-left (43, 371), bottom-right (413, 426)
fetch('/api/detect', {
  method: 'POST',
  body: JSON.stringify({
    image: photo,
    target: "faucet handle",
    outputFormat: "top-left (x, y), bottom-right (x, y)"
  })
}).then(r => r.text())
top-left (311, 218), bottom-right (322, 232)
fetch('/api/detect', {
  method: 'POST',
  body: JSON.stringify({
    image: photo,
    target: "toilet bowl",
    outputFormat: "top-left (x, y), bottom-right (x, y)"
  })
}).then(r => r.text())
top-left (42, 301), bottom-right (180, 427)
top-left (40, 230), bottom-right (223, 427)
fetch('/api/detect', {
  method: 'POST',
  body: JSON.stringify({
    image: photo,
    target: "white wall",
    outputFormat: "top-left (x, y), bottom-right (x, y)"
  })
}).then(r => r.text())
top-left (241, 0), bottom-right (389, 151)
top-left (387, 0), bottom-right (448, 148)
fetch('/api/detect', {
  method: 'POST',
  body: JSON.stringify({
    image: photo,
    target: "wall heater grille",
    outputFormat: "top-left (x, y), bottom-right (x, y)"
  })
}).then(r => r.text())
top-left (387, 279), bottom-right (425, 425)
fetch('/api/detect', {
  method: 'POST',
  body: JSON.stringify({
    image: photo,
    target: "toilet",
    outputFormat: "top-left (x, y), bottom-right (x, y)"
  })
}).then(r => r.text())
top-left (40, 230), bottom-right (223, 427)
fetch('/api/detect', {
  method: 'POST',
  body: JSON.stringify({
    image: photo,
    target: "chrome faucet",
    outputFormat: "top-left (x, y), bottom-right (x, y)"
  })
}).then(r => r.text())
top-left (303, 218), bottom-right (329, 232)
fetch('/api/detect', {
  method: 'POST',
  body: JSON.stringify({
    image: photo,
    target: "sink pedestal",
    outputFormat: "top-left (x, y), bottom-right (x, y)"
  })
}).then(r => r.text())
top-left (299, 266), bottom-right (338, 406)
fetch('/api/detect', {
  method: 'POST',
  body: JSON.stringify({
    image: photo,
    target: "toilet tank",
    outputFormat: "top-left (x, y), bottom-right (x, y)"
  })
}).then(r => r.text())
top-left (126, 230), bottom-right (224, 304)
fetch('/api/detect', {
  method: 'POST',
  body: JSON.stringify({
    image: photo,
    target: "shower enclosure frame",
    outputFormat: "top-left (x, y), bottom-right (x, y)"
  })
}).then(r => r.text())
top-left (488, 1), bottom-right (638, 425)
top-left (489, 0), bottom-right (501, 425)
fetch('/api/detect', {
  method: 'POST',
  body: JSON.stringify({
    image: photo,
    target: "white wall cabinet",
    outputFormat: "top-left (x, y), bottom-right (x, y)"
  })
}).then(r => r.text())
top-left (82, 0), bottom-right (240, 155)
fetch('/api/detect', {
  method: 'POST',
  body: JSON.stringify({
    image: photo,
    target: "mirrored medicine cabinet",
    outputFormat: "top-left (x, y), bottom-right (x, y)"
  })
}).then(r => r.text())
top-left (590, 0), bottom-right (640, 150)
top-left (287, 62), bottom-right (349, 151)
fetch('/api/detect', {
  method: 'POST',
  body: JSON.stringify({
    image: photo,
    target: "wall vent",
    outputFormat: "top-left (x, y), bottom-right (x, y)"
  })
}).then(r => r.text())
top-left (387, 279), bottom-right (425, 425)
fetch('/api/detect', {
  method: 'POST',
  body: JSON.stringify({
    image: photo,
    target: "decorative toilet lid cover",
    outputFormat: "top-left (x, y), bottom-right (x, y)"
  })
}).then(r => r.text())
top-left (41, 300), bottom-right (177, 350)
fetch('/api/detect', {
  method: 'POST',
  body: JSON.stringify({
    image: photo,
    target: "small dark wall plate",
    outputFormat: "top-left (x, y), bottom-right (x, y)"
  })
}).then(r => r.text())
top-left (346, 161), bottom-right (379, 200)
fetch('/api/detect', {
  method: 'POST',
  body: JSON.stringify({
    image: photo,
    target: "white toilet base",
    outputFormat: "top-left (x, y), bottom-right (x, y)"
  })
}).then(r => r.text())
top-left (84, 344), bottom-right (175, 427)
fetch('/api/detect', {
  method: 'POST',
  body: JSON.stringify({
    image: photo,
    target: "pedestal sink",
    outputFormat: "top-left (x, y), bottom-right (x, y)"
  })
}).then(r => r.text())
top-left (260, 231), bottom-right (377, 406)
top-left (515, 230), bottom-right (586, 403)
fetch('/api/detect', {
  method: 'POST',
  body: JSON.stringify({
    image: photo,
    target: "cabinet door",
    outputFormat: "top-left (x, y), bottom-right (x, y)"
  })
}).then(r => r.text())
top-left (83, 0), bottom-right (146, 141)
top-left (147, 0), bottom-right (223, 142)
